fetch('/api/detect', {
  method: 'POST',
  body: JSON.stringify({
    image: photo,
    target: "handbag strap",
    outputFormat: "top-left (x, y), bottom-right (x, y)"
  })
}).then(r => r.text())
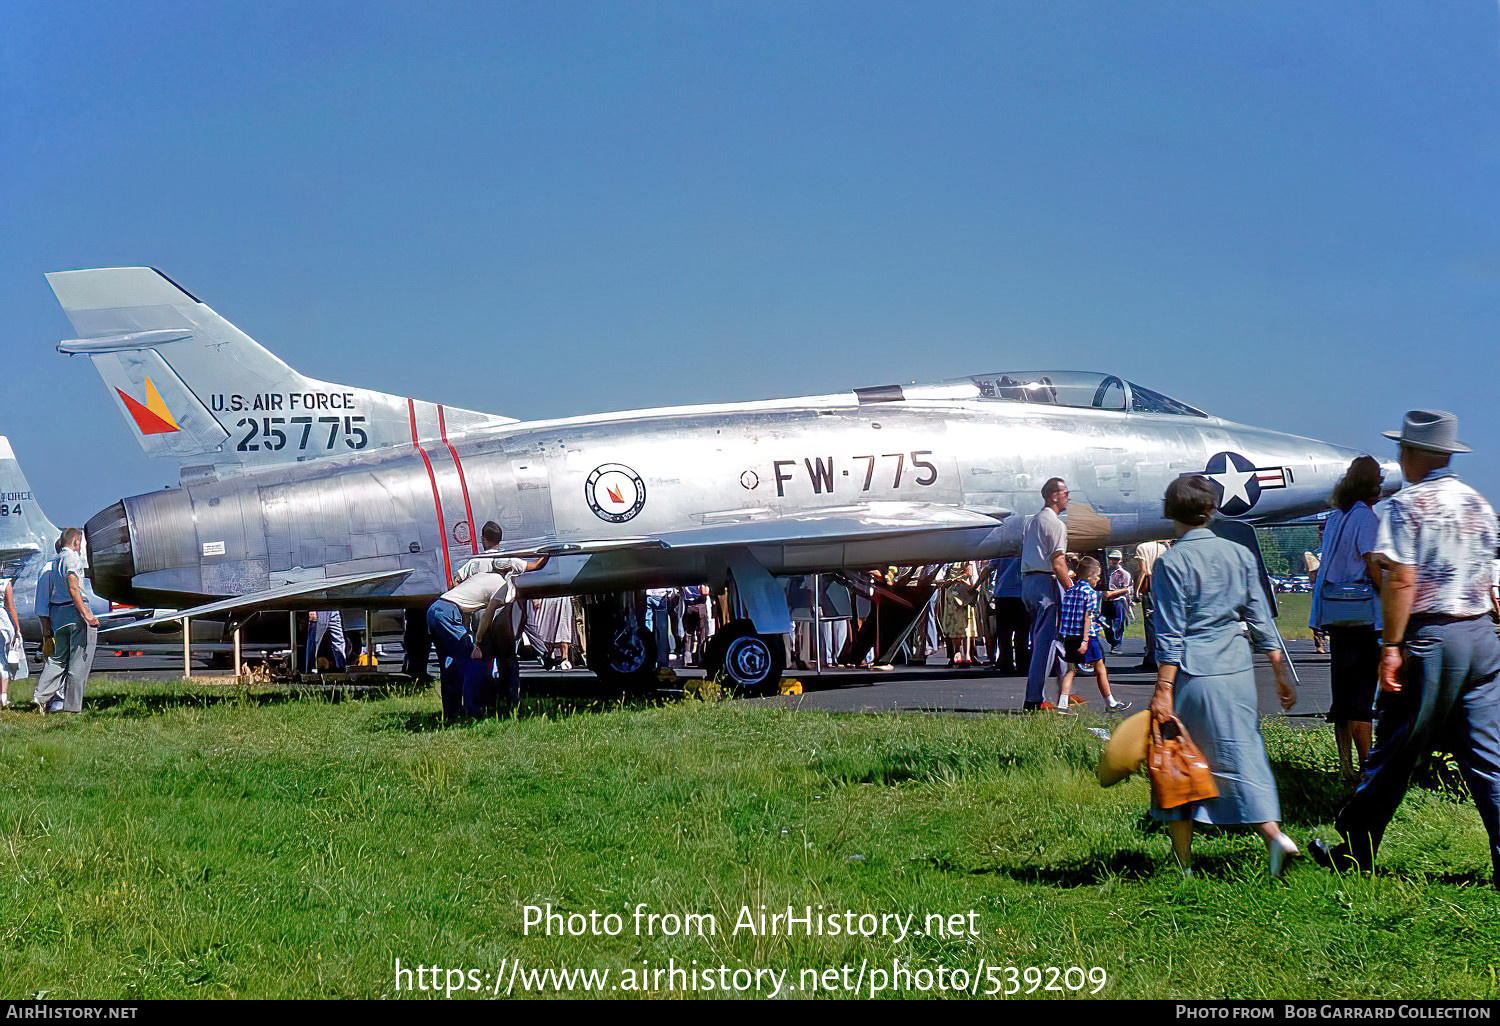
top-left (1322, 508), bottom-right (1367, 585)
top-left (1321, 511), bottom-right (1348, 583)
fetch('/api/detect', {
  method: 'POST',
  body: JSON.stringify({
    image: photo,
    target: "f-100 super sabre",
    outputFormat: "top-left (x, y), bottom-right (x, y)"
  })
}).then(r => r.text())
top-left (46, 267), bottom-right (1387, 689)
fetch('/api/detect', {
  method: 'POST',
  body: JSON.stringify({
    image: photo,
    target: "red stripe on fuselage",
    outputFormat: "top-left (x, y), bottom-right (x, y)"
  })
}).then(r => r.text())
top-left (438, 405), bottom-right (478, 554)
top-left (408, 398), bottom-right (453, 587)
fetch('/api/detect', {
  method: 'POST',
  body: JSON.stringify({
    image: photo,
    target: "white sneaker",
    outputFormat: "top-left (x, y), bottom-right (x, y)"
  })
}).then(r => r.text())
top-left (558, 660), bottom-right (572, 671)
top-left (1107, 699), bottom-right (1131, 712)
top-left (0, 694), bottom-right (9, 708)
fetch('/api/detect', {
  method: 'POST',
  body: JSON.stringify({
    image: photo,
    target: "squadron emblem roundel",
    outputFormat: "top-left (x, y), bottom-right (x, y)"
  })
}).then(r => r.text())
top-left (585, 463), bottom-right (647, 523)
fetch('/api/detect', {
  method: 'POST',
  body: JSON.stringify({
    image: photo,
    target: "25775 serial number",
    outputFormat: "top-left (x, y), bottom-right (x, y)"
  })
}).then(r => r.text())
top-left (233, 415), bottom-right (369, 452)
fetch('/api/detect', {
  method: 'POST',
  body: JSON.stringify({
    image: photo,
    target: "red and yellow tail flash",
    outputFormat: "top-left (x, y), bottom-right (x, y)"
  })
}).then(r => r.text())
top-left (116, 377), bottom-right (180, 435)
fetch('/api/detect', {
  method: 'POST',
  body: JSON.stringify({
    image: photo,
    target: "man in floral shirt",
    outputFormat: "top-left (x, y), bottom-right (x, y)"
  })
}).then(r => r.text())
top-left (1312, 411), bottom-right (1500, 884)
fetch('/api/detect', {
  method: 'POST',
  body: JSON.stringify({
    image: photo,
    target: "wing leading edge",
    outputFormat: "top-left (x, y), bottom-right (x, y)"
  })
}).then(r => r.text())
top-left (491, 501), bottom-right (1011, 558)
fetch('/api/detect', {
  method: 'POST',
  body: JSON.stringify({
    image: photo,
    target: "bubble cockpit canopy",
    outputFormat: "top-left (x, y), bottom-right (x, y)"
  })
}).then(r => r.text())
top-left (964, 371), bottom-right (1207, 417)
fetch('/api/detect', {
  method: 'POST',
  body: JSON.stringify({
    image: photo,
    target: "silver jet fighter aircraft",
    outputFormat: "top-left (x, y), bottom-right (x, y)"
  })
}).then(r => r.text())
top-left (49, 267), bottom-right (1386, 690)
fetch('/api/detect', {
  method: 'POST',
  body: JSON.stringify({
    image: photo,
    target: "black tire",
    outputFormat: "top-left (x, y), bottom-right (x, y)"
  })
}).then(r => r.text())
top-left (702, 618), bottom-right (755, 681)
top-left (587, 622), bottom-right (657, 692)
top-left (713, 622), bottom-right (785, 693)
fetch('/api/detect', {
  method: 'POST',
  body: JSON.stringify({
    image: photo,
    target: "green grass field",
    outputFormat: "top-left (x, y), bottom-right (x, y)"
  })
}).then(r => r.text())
top-left (1, 676), bottom-right (1496, 1000)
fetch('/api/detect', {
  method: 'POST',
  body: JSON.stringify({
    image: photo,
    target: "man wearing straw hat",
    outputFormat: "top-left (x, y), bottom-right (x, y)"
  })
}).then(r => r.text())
top-left (1311, 410), bottom-right (1500, 884)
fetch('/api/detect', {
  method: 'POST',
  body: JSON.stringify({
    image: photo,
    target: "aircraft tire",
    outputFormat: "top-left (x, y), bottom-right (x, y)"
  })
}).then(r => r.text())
top-left (701, 618), bottom-right (756, 682)
top-left (717, 628), bottom-right (785, 694)
top-left (587, 623), bottom-right (657, 692)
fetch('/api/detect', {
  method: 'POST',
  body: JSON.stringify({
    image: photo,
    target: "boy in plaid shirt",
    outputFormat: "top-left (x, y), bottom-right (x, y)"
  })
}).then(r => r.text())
top-left (1056, 557), bottom-right (1130, 713)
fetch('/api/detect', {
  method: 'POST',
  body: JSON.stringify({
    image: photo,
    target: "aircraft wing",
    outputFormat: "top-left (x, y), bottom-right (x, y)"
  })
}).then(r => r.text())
top-left (99, 569), bottom-right (413, 633)
top-left (493, 502), bottom-right (1010, 558)
top-left (662, 502), bottom-right (1010, 549)
top-left (96, 607), bottom-right (158, 623)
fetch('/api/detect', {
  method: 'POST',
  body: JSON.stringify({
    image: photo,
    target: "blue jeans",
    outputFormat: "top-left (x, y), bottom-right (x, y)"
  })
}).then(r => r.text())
top-left (427, 600), bottom-right (485, 718)
top-left (1022, 574), bottom-right (1060, 704)
top-left (1336, 617), bottom-right (1500, 882)
top-left (647, 593), bottom-right (674, 667)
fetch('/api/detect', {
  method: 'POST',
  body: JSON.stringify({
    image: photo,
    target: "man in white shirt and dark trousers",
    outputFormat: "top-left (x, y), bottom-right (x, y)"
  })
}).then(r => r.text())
top-left (1021, 478), bottom-right (1073, 711)
top-left (426, 525), bottom-right (548, 718)
top-left (1311, 411), bottom-right (1500, 884)
top-left (32, 528), bottom-right (98, 715)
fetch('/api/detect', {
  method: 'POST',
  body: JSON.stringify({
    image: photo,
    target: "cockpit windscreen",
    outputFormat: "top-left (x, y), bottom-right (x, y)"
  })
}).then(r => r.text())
top-left (967, 371), bottom-right (1207, 417)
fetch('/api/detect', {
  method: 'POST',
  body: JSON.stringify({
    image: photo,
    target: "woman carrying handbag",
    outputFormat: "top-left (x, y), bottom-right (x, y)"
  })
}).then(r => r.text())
top-left (1149, 476), bottom-right (1300, 877)
top-left (1309, 455), bottom-right (1386, 782)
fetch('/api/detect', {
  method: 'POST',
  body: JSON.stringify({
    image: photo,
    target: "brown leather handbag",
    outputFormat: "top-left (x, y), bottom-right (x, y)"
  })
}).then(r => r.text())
top-left (1148, 715), bottom-right (1219, 809)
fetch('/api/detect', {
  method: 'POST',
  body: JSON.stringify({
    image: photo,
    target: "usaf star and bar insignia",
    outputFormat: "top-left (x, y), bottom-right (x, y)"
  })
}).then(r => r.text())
top-left (1199, 450), bottom-right (1291, 517)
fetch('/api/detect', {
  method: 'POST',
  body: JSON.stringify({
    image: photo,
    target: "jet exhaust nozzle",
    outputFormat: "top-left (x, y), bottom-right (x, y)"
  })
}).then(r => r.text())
top-left (85, 489), bottom-right (198, 605)
top-left (84, 501), bottom-right (135, 604)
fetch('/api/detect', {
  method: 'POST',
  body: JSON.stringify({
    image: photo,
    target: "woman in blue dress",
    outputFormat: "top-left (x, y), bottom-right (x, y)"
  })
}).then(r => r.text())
top-left (1307, 455), bottom-right (1385, 783)
top-left (1149, 475), bottom-right (1300, 876)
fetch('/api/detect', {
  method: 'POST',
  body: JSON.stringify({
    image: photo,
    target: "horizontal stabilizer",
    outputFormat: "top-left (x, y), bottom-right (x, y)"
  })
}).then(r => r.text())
top-left (96, 607), bottom-right (161, 624)
top-left (100, 569), bottom-right (412, 633)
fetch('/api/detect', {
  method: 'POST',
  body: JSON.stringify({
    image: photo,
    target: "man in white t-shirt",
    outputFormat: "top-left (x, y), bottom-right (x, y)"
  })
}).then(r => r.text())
top-left (426, 527), bottom-right (548, 718)
top-left (403, 520), bottom-right (505, 682)
top-left (1020, 478), bottom-right (1073, 710)
top-left (32, 528), bottom-right (98, 715)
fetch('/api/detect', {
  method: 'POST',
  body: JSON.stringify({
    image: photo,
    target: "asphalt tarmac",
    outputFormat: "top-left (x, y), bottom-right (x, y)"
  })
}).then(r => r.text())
top-left (753, 638), bottom-right (1332, 723)
top-left (78, 637), bottom-right (1336, 722)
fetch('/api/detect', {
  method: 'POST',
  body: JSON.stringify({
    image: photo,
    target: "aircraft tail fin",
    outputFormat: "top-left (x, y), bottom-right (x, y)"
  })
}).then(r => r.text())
top-left (0, 436), bottom-right (60, 561)
top-left (46, 267), bottom-right (514, 473)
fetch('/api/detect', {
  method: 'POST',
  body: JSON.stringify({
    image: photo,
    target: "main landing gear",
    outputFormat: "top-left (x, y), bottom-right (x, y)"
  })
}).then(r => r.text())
top-left (702, 618), bottom-right (785, 693)
top-left (581, 593), bottom-right (657, 692)
top-left (581, 552), bottom-right (793, 695)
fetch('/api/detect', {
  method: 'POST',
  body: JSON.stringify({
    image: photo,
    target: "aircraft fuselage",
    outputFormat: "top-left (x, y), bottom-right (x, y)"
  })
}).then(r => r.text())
top-left (85, 390), bottom-right (1366, 609)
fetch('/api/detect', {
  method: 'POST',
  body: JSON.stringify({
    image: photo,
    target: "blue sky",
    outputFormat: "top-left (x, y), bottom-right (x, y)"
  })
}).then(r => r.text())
top-left (3, 1), bottom-right (1497, 522)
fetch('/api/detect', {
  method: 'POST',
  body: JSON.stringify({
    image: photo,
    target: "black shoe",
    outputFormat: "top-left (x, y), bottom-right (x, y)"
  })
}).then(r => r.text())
top-left (1022, 700), bottom-right (1045, 712)
top-left (1308, 838), bottom-right (1368, 875)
